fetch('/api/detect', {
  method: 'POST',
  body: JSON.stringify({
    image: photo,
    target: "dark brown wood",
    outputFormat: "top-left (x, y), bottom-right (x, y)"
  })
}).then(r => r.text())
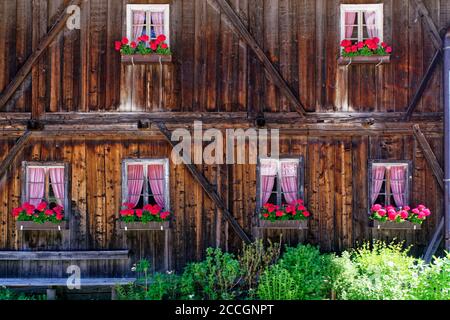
top-left (0, 131), bottom-right (32, 181)
top-left (0, 250), bottom-right (130, 261)
top-left (258, 220), bottom-right (308, 230)
top-left (371, 220), bottom-right (422, 230)
top-left (214, 0), bottom-right (306, 117)
top-left (16, 221), bottom-right (68, 231)
top-left (337, 55), bottom-right (391, 66)
top-left (120, 54), bottom-right (172, 65)
top-left (119, 221), bottom-right (170, 231)
top-left (412, 124), bottom-right (444, 190)
top-left (156, 122), bottom-right (252, 244)
top-left (0, 0), bottom-right (81, 111)
top-left (404, 50), bottom-right (442, 120)
top-left (411, 0), bottom-right (442, 51)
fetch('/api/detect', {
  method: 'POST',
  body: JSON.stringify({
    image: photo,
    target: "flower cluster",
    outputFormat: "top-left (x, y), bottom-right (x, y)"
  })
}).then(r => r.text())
top-left (115, 34), bottom-right (171, 55)
top-left (370, 204), bottom-right (431, 224)
top-left (120, 203), bottom-right (170, 223)
top-left (260, 199), bottom-right (310, 221)
top-left (341, 37), bottom-right (392, 57)
top-left (12, 202), bottom-right (65, 224)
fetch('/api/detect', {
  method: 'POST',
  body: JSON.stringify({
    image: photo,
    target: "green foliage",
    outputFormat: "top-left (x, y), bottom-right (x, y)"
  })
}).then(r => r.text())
top-left (0, 288), bottom-right (44, 300)
top-left (238, 239), bottom-right (281, 298)
top-left (331, 241), bottom-right (420, 300)
top-left (412, 252), bottom-right (450, 300)
top-left (181, 248), bottom-right (241, 300)
top-left (257, 244), bottom-right (334, 300)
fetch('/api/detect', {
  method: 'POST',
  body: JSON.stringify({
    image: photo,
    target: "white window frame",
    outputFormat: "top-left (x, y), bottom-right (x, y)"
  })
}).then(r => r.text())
top-left (121, 159), bottom-right (170, 211)
top-left (340, 4), bottom-right (384, 43)
top-left (126, 4), bottom-right (170, 45)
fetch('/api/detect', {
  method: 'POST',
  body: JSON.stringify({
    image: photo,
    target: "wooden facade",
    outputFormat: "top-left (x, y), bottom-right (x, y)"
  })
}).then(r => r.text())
top-left (0, 0), bottom-right (447, 275)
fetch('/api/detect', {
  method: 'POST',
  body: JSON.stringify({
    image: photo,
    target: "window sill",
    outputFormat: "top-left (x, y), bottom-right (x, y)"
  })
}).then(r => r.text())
top-left (338, 55), bottom-right (390, 66)
top-left (371, 220), bottom-right (421, 230)
top-left (121, 54), bottom-right (172, 65)
top-left (16, 221), bottom-right (68, 231)
top-left (119, 221), bottom-right (170, 231)
top-left (257, 219), bottom-right (308, 230)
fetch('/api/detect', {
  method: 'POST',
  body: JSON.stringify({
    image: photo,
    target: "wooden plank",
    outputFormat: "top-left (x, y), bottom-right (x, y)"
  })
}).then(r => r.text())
top-left (423, 216), bottom-right (444, 263)
top-left (156, 122), bottom-right (251, 244)
top-left (412, 0), bottom-right (442, 50)
top-left (0, 0), bottom-right (81, 111)
top-left (412, 124), bottom-right (444, 190)
top-left (0, 131), bottom-right (32, 182)
top-left (214, 0), bottom-right (306, 117)
top-left (0, 277), bottom-right (135, 287)
top-left (0, 250), bottom-right (130, 261)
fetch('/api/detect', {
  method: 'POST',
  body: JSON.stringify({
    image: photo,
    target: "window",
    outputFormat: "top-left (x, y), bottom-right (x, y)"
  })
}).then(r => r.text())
top-left (258, 158), bottom-right (304, 208)
top-left (369, 161), bottom-right (412, 208)
top-left (340, 4), bottom-right (383, 43)
top-left (126, 4), bottom-right (170, 44)
top-left (22, 162), bottom-right (69, 209)
top-left (122, 159), bottom-right (170, 210)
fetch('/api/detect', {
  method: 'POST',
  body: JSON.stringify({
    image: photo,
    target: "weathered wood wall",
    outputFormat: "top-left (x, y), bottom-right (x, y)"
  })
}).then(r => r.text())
top-left (1, 0), bottom-right (449, 113)
top-left (0, 131), bottom-right (443, 273)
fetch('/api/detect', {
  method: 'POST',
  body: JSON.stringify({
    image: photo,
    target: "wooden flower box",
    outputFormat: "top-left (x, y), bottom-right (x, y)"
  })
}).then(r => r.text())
top-left (119, 221), bottom-right (170, 231)
top-left (258, 219), bottom-right (308, 230)
top-left (338, 55), bottom-right (390, 66)
top-left (16, 221), bottom-right (68, 231)
top-left (121, 54), bottom-right (172, 65)
top-left (371, 220), bottom-right (422, 230)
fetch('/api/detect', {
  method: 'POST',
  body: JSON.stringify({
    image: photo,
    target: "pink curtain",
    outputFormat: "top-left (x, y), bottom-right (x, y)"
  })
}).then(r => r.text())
top-left (133, 11), bottom-right (146, 40)
top-left (390, 166), bottom-right (407, 207)
top-left (49, 168), bottom-right (65, 206)
top-left (281, 162), bottom-right (299, 205)
top-left (148, 164), bottom-right (165, 209)
top-left (345, 12), bottom-right (357, 38)
top-left (27, 168), bottom-right (45, 207)
top-left (127, 165), bottom-right (144, 208)
top-left (151, 12), bottom-right (164, 37)
top-left (371, 166), bottom-right (386, 204)
top-left (260, 160), bottom-right (277, 205)
top-left (364, 11), bottom-right (378, 38)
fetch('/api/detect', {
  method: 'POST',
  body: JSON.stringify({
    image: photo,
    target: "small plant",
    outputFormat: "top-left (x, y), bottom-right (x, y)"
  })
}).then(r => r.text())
top-left (412, 253), bottom-right (450, 300)
top-left (181, 248), bottom-right (241, 300)
top-left (120, 203), bottom-right (170, 223)
top-left (115, 34), bottom-right (171, 55)
top-left (370, 204), bottom-right (431, 225)
top-left (340, 37), bottom-right (392, 57)
top-left (260, 199), bottom-right (311, 221)
top-left (0, 287), bottom-right (44, 300)
top-left (257, 265), bottom-right (297, 300)
top-left (12, 201), bottom-right (65, 224)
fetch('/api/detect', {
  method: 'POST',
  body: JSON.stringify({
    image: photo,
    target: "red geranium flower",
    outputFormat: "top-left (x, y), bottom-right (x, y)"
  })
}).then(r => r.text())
top-left (386, 46), bottom-right (392, 54)
top-left (45, 209), bottom-right (54, 216)
top-left (121, 37), bottom-right (129, 45)
top-left (37, 202), bottom-right (47, 212)
top-left (130, 41), bottom-right (137, 49)
top-left (340, 39), bottom-right (352, 48)
top-left (161, 43), bottom-right (168, 50)
top-left (160, 211), bottom-right (170, 220)
top-left (136, 209), bottom-right (143, 218)
top-left (276, 211), bottom-right (284, 218)
top-left (150, 41), bottom-right (158, 51)
top-left (303, 211), bottom-right (310, 218)
top-left (115, 41), bottom-right (122, 51)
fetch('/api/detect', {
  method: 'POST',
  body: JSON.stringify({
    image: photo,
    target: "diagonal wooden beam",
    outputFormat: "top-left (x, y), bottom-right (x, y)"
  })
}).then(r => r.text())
top-left (412, 0), bottom-right (442, 51)
top-left (423, 217), bottom-right (444, 263)
top-left (214, 0), bottom-right (306, 117)
top-left (156, 122), bottom-right (252, 244)
top-left (0, 0), bottom-right (81, 110)
top-left (404, 50), bottom-right (442, 121)
top-left (0, 131), bottom-right (32, 182)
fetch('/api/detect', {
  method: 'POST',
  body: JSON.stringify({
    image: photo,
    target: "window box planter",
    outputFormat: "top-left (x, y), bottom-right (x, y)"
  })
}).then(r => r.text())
top-left (121, 54), bottom-right (172, 65)
top-left (258, 219), bottom-right (308, 230)
top-left (338, 55), bottom-right (390, 66)
top-left (371, 220), bottom-right (421, 230)
top-left (119, 221), bottom-right (170, 231)
top-left (16, 221), bottom-right (68, 231)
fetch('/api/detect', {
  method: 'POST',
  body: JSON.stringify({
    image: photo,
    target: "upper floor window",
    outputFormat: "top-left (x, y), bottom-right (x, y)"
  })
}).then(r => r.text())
top-left (340, 4), bottom-right (383, 43)
top-left (369, 161), bottom-right (412, 208)
top-left (22, 162), bottom-right (69, 209)
top-left (122, 159), bottom-right (170, 210)
top-left (258, 158), bottom-right (305, 208)
top-left (126, 4), bottom-right (170, 44)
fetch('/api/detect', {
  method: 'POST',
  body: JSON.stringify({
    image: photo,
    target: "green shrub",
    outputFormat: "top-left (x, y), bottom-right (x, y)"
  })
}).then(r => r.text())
top-left (0, 287), bottom-right (44, 300)
top-left (412, 252), bottom-right (450, 300)
top-left (181, 247), bottom-right (241, 300)
top-left (331, 241), bottom-right (420, 300)
top-left (257, 244), bottom-right (334, 300)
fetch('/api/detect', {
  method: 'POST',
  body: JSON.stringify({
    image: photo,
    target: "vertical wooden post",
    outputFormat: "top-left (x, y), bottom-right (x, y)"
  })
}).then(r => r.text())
top-left (46, 288), bottom-right (56, 300)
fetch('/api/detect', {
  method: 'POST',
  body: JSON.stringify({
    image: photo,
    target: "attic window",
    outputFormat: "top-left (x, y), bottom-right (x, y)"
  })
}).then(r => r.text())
top-left (126, 4), bottom-right (170, 44)
top-left (340, 4), bottom-right (384, 43)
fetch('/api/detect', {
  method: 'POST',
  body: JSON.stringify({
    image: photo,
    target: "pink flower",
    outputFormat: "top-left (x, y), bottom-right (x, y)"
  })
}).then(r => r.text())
top-left (412, 208), bottom-right (420, 215)
top-left (386, 46), bottom-right (392, 54)
top-left (296, 199), bottom-right (304, 205)
top-left (381, 42), bottom-right (388, 48)
top-left (378, 209), bottom-right (387, 217)
top-left (12, 207), bottom-right (22, 217)
top-left (418, 205), bottom-right (426, 211)
top-left (285, 205), bottom-right (294, 213)
top-left (56, 213), bottom-right (64, 221)
top-left (400, 210), bottom-right (409, 220)
top-left (340, 39), bottom-right (352, 48)
top-left (121, 37), bottom-right (129, 45)
top-left (136, 209), bottom-right (143, 218)
top-left (403, 206), bottom-right (410, 211)
top-left (123, 203), bottom-right (135, 210)
top-left (160, 43), bottom-right (168, 50)
top-left (276, 211), bottom-right (284, 218)
top-left (45, 210), bottom-right (54, 216)
top-left (37, 202), bottom-right (47, 212)
top-left (388, 212), bottom-right (397, 221)
top-left (157, 34), bottom-right (166, 42)
top-left (371, 204), bottom-right (382, 212)
top-left (115, 41), bottom-right (122, 51)
top-left (303, 211), bottom-right (311, 218)
top-left (422, 208), bottom-right (431, 217)
top-left (357, 41), bottom-right (364, 49)
top-left (372, 37), bottom-right (380, 44)
top-left (130, 41), bottom-right (137, 49)
top-left (160, 211), bottom-right (170, 220)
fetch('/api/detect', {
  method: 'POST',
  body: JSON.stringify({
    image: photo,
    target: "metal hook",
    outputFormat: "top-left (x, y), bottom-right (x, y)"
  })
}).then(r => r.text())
top-left (125, 226), bottom-right (128, 232)
top-left (376, 59), bottom-right (383, 67)
top-left (345, 58), bottom-right (352, 68)
top-left (131, 56), bottom-right (135, 66)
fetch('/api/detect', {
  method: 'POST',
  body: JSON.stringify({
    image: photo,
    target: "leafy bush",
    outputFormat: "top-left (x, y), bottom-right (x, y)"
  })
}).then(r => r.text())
top-left (0, 287), bottom-right (43, 300)
top-left (238, 239), bottom-right (281, 298)
top-left (181, 248), bottom-right (241, 300)
top-left (412, 253), bottom-right (450, 300)
top-left (257, 244), bottom-right (334, 300)
top-left (331, 241), bottom-right (420, 300)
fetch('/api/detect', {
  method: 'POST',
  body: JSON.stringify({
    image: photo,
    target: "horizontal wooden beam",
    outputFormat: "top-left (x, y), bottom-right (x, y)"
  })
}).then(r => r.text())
top-left (156, 122), bottom-right (252, 244)
top-left (0, 0), bottom-right (81, 110)
top-left (0, 250), bottom-right (130, 261)
top-left (0, 278), bottom-right (136, 287)
top-left (0, 131), bottom-right (32, 181)
top-left (214, 0), bottom-right (307, 117)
